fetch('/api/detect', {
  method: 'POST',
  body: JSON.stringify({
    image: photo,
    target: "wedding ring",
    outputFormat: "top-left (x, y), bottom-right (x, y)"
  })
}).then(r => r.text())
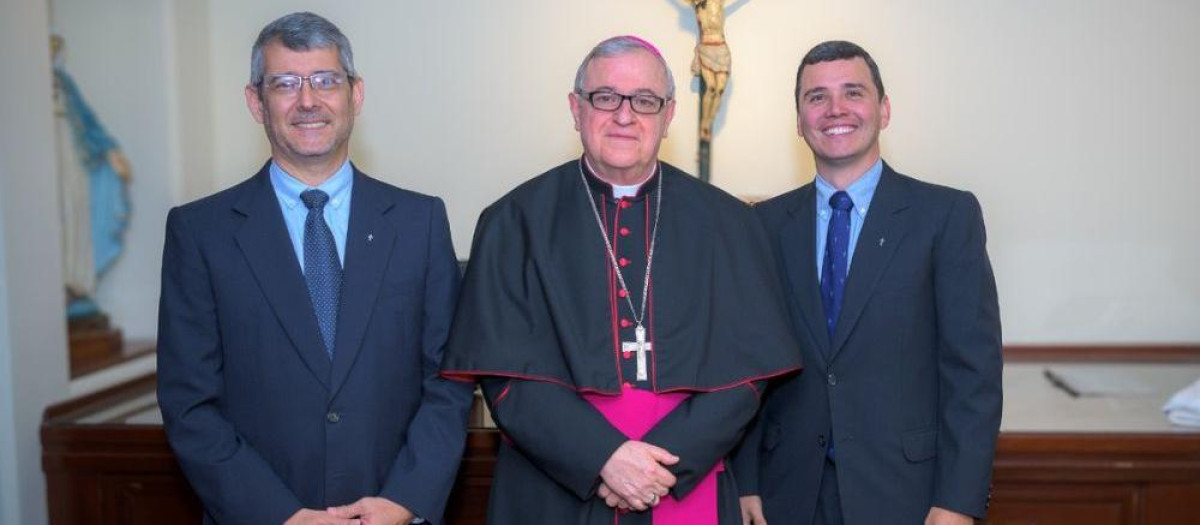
top-left (648, 493), bottom-right (660, 505)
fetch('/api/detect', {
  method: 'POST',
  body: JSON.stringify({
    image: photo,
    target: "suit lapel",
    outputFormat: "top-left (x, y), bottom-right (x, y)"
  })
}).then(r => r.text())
top-left (779, 184), bottom-right (833, 361)
top-left (829, 164), bottom-right (911, 360)
top-left (329, 170), bottom-right (396, 397)
top-left (233, 166), bottom-right (331, 389)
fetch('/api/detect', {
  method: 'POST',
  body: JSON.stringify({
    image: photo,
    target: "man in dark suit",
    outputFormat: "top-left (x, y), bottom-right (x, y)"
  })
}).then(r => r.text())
top-left (736, 41), bottom-right (1002, 525)
top-left (157, 12), bottom-right (473, 525)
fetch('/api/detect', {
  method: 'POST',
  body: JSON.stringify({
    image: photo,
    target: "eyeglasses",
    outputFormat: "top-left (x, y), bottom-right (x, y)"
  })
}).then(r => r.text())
top-left (262, 72), bottom-right (350, 95)
top-left (579, 90), bottom-right (669, 115)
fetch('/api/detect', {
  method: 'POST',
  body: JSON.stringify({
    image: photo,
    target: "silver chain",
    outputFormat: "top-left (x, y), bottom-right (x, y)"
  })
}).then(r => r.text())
top-left (578, 160), bottom-right (662, 330)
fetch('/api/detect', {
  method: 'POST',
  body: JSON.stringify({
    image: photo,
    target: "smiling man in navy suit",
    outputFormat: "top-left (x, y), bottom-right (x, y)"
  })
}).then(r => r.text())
top-left (157, 12), bottom-right (472, 525)
top-left (735, 41), bottom-right (1002, 525)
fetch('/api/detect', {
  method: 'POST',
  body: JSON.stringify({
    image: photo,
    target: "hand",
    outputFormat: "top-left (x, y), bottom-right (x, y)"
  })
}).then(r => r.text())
top-left (739, 495), bottom-right (767, 525)
top-left (284, 508), bottom-right (359, 525)
top-left (597, 482), bottom-right (631, 510)
top-left (599, 440), bottom-right (679, 512)
top-left (107, 150), bottom-right (132, 181)
top-left (327, 497), bottom-right (414, 525)
top-left (925, 506), bottom-right (974, 525)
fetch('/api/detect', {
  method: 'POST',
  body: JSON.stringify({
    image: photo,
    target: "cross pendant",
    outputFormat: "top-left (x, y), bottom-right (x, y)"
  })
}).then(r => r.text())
top-left (621, 325), bottom-right (653, 381)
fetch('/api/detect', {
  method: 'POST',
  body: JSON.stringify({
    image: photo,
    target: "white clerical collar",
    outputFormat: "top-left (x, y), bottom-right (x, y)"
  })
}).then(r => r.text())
top-left (611, 183), bottom-right (642, 199)
top-left (583, 156), bottom-right (652, 198)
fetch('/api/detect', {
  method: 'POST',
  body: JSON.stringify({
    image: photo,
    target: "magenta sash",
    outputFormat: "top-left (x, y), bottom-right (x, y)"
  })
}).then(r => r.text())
top-left (583, 384), bottom-right (723, 524)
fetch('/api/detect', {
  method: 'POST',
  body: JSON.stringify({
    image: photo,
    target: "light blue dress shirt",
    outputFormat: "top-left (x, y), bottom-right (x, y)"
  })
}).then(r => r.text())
top-left (815, 159), bottom-right (883, 280)
top-left (269, 160), bottom-right (353, 271)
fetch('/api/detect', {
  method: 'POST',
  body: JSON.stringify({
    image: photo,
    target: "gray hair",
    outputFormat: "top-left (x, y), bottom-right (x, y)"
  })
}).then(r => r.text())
top-left (573, 36), bottom-right (675, 99)
top-left (250, 12), bottom-right (357, 87)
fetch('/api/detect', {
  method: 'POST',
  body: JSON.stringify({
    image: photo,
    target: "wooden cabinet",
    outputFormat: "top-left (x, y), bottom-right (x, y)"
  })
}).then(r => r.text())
top-left (41, 376), bottom-right (201, 524)
top-left (987, 352), bottom-right (1200, 525)
top-left (989, 434), bottom-right (1200, 525)
top-left (41, 375), bottom-right (496, 525)
top-left (43, 351), bottom-right (1200, 524)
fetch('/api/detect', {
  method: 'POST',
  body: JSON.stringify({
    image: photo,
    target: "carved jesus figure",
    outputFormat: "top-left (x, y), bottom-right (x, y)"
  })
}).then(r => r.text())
top-left (688, 0), bottom-right (731, 141)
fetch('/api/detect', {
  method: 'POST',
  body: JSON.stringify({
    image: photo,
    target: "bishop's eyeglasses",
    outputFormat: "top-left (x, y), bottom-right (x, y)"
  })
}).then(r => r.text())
top-left (262, 72), bottom-right (351, 96)
top-left (578, 90), bottom-right (669, 115)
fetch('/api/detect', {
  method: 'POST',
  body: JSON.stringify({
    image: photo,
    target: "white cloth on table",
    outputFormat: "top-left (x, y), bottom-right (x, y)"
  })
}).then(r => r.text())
top-left (1162, 377), bottom-right (1200, 427)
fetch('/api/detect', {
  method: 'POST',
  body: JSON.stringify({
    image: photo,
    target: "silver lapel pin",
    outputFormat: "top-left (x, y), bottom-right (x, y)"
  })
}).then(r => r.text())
top-left (367, 234), bottom-right (374, 243)
top-left (878, 237), bottom-right (886, 247)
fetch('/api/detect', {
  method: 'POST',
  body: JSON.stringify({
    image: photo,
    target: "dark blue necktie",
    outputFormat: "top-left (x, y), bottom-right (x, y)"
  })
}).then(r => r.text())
top-left (301, 189), bottom-right (341, 358)
top-left (821, 191), bottom-right (853, 462)
top-left (821, 191), bottom-right (854, 345)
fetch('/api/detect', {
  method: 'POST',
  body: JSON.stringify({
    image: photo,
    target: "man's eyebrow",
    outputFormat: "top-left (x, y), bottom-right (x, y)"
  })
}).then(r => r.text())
top-left (802, 86), bottom-right (828, 98)
top-left (587, 85), bottom-right (662, 96)
top-left (803, 83), bottom-right (868, 98)
top-left (267, 69), bottom-right (341, 76)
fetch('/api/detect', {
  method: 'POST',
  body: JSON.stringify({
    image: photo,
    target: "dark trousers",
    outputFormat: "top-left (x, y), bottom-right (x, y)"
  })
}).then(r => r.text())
top-left (815, 457), bottom-right (844, 525)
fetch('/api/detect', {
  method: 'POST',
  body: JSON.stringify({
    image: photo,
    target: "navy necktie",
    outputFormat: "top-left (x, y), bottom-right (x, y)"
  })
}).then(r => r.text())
top-left (301, 189), bottom-right (342, 358)
top-left (821, 191), bottom-right (854, 346)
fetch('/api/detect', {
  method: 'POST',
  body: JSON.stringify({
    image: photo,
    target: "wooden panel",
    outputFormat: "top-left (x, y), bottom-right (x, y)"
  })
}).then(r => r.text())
top-left (988, 484), bottom-right (1136, 525)
top-left (45, 472), bottom-right (101, 524)
top-left (442, 430), bottom-right (498, 524)
top-left (1143, 484), bottom-right (1200, 525)
top-left (995, 432), bottom-right (1200, 484)
top-left (102, 475), bottom-right (202, 525)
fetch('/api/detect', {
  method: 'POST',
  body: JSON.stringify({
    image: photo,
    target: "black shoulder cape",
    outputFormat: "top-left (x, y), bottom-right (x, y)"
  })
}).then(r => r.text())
top-left (443, 159), bottom-right (801, 393)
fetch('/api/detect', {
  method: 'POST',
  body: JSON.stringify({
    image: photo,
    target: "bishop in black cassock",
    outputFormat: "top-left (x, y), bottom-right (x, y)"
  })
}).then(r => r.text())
top-left (442, 36), bottom-right (800, 525)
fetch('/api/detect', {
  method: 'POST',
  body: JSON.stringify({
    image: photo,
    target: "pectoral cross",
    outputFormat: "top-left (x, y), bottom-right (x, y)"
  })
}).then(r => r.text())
top-left (621, 325), bottom-right (654, 381)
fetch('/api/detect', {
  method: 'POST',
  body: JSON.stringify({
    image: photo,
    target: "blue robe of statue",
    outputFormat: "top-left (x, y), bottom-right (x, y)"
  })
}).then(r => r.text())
top-left (55, 67), bottom-right (130, 317)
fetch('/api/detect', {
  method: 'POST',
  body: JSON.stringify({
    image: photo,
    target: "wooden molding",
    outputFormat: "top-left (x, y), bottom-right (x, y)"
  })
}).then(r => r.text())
top-left (69, 339), bottom-right (155, 379)
top-left (44, 374), bottom-right (156, 423)
top-left (1004, 345), bottom-right (1200, 362)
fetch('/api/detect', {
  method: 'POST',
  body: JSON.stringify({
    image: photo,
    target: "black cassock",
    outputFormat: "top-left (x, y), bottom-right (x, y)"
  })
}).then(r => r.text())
top-left (443, 159), bottom-right (800, 524)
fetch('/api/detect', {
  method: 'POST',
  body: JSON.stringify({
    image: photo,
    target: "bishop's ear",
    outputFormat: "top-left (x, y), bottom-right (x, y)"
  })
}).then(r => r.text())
top-left (568, 92), bottom-right (583, 132)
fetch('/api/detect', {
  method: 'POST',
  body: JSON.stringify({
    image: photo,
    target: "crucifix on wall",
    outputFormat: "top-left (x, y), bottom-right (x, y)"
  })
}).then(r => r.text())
top-left (683, 0), bottom-right (747, 182)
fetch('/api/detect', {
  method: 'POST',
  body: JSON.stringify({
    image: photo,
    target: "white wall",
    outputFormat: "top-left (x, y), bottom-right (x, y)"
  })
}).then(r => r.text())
top-left (171, 0), bottom-right (215, 203)
top-left (863, 1), bottom-right (1200, 342)
top-left (0, 0), bottom-right (72, 522)
top-left (195, 0), bottom-right (1200, 343)
top-left (33, 0), bottom-right (1200, 374)
top-left (42, 0), bottom-right (1200, 346)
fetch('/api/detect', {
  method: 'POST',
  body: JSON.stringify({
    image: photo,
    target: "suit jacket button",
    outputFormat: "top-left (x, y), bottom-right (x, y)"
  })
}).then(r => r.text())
top-left (326, 411), bottom-right (340, 423)
top-left (817, 435), bottom-right (827, 448)
top-left (827, 373), bottom-right (837, 386)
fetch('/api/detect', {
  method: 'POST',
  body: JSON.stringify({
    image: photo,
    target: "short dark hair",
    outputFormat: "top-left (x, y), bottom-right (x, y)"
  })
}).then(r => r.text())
top-left (250, 12), bottom-right (357, 87)
top-left (795, 40), bottom-right (885, 110)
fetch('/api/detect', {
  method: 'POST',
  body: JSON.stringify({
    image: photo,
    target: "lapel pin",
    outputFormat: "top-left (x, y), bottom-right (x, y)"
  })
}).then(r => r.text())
top-left (878, 237), bottom-right (886, 247)
top-left (367, 234), bottom-right (374, 243)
